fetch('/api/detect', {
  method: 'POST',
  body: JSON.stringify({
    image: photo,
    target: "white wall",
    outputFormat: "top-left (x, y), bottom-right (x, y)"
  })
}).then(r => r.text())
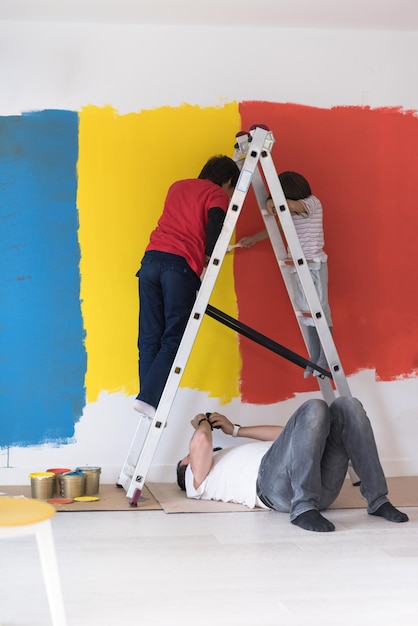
top-left (1, 19), bottom-right (417, 485)
top-left (1, 22), bottom-right (417, 115)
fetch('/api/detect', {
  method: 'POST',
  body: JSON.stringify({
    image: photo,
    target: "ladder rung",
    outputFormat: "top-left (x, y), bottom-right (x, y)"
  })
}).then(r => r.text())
top-left (117, 473), bottom-right (132, 490)
top-left (280, 258), bottom-right (317, 266)
top-left (123, 464), bottom-right (136, 476)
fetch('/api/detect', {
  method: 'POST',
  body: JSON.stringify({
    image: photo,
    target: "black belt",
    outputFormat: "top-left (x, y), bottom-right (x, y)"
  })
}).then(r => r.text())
top-left (257, 490), bottom-right (274, 509)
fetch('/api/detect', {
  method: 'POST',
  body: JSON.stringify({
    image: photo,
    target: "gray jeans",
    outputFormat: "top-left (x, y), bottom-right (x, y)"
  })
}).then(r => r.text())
top-left (256, 397), bottom-right (389, 521)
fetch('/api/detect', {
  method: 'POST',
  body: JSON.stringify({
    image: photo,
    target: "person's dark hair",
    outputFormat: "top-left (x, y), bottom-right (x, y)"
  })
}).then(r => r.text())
top-left (198, 155), bottom-right (240, 188)
top-left (278, 171), bottom-right (312, 201)
top-left (176, 447), bottom-right (222, 491)
top-left (176, 460), bottom-right (188, 491)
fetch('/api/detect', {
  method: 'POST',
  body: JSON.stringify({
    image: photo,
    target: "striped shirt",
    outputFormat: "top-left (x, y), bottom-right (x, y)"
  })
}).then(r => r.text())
top-left (290, 195), bottom-right (327, 262)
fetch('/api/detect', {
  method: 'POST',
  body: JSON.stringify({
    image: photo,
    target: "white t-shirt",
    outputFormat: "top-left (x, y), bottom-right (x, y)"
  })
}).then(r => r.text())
top-left (185, 441), bottom-right (273, 509)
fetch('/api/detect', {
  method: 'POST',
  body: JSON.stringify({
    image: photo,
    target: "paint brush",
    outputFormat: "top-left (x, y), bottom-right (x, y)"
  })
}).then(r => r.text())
top-left (227, 243), bottom-right (242, 252)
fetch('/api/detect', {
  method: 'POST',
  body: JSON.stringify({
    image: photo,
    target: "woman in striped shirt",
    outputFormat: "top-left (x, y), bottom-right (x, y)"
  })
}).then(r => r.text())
top-left (238, 171), bottom-right (332, 378)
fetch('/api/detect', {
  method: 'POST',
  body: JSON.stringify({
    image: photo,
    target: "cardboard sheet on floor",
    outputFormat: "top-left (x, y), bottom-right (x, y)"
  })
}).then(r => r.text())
top-left (330, 475), bottom-right (418, 509)
top-left (147, 482), bottom-right (260, 513)
top-left (0, 483), bottom-right (161, 511)
top-left (2, 476), bottom-right (417, 513)
top-left (147, 476), bottom-right (418, 514)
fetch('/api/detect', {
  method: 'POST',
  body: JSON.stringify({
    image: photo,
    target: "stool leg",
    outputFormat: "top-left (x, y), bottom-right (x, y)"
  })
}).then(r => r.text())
top-left (35, 520), bottom-right (67, 626)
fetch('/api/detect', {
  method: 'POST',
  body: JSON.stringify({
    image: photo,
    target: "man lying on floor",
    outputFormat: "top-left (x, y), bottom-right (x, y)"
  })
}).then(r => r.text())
top-left (176, 397), bottom-right (409, 532)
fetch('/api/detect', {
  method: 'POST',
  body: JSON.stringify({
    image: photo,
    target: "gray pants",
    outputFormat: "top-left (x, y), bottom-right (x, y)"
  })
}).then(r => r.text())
top-left (256, 397), bottom-right (389, 521)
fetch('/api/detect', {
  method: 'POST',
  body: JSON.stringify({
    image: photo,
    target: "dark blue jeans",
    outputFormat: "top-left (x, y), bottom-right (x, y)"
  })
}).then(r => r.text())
top-left (136, 251), bottom-right (201, 409)
top-left (256, 397), bottom-right (389, 521)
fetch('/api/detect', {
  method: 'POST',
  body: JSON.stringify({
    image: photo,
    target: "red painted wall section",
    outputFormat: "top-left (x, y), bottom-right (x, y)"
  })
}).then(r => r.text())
top-left (236, 102), bottom-right (418, 403)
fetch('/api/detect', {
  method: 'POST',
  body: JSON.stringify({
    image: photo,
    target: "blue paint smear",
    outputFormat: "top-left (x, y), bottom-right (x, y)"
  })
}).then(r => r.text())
top-left (0, 110), bottom-right (86, 447)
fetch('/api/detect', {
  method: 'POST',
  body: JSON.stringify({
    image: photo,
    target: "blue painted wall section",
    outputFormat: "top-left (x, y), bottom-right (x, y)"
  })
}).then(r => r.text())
top-left (0, 110), bottom-right (86, 447)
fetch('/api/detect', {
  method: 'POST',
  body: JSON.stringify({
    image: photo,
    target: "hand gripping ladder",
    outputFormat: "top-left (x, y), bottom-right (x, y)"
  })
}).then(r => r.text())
top-left (118, 125), bottom-right (357, 504)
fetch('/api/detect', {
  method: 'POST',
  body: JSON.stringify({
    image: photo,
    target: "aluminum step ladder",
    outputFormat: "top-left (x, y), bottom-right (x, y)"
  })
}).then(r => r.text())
top-left (118, 124), bottom-right (356, 504)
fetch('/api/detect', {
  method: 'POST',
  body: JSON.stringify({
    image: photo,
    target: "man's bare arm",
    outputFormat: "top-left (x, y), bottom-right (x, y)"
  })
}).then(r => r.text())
top-left (209, 412), bottom-right (283, 441)
top-left (235, 424), bottom-right (284, 441)
top-left (189, 414), bottom-right (214, 489)
top-left (188, 412), bottom-right (284, 489)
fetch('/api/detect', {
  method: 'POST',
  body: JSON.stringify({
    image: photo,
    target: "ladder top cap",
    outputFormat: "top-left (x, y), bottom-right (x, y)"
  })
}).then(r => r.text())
top-left (250, 123), bottom-right (270, 131)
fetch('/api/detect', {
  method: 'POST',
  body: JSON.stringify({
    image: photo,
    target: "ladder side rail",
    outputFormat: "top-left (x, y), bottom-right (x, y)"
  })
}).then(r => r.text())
top-left (258, 153), bottom-right (359, 483)
top-left (124, 202), bottom-right (240, 498)
top-left (239, 132), bottom-right (357, 482)
top-left (117, 417), bottom-right (149, 490)
top-left (260, 152), bottom-right (351, 398)
top-left (250, 165), bottom-right (319, 331)
top-left (249, 164), bottom-right (337, 403)
top-left (123, 128), bottom-right (271, 499)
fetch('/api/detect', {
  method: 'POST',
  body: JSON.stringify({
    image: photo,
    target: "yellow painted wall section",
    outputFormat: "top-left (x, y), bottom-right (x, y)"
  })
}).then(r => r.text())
top-left (77, 103), bottom-right (242, 404)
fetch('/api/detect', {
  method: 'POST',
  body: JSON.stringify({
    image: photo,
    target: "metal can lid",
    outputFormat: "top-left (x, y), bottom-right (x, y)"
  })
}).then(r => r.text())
top-left (29, 471), bottom-right (55, 479)
top-left (62, 471), bottom-right (85, 478)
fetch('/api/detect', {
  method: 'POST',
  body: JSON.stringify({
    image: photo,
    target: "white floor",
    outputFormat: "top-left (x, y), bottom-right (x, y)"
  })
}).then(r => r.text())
top-left (2, 504), bottom-right (418, 626)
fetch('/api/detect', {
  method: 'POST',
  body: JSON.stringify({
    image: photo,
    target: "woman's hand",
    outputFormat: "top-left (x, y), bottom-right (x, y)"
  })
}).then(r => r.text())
top-left (237, 229), bottom-right (268, 248)
top-left (237, 235), bottom-right (257, 248)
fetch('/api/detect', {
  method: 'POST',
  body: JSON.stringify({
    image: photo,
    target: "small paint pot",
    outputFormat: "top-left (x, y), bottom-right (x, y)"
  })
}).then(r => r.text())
top-left (46, 468), bottom-right (72, 497)
top-left (61, 471), bottom-right (86, 499)
top-left (75, 466), bottom-right (101, 495)
top-left (29, 472), bottom-right (56, 500)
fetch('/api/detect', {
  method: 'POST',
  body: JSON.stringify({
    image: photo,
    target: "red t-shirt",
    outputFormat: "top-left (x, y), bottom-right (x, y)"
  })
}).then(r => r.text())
top-left (146, 178), bottom-right (229, 276)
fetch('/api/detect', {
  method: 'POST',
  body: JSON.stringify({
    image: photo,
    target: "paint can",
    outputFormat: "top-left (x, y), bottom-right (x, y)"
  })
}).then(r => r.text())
top-left (46, 468), bottom-right (72, 497)
top-left (61, 471), bottom-right (86, 499)
top-left (75, 466), bottom-right (101, 495)
top-left (29, 472), bottom-right (56, 500)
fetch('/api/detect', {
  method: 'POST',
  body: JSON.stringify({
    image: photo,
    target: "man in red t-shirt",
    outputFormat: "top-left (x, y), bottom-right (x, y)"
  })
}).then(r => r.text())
top-left (134, 155), bottom-right (240, 418)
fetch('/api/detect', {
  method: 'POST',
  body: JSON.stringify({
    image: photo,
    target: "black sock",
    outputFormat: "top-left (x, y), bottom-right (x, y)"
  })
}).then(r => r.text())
top-left (370, 502), bottom-right (409, 523)
top-left (291, 510), bottom-right (335, 532)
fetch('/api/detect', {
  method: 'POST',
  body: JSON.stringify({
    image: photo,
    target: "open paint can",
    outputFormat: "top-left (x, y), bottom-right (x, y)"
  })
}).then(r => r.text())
top-left (61, 471), bottom-right (86, 499)
top-left (29, 472), bottom-right (56, 500)
top-left (46, 468), bottom-right (72, 497)
top-left (75, 466), bottom-right (101, 495)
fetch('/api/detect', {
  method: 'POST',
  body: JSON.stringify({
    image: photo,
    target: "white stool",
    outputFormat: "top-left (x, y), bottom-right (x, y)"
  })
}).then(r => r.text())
top-left (0, 497), bottom-right (67, 625)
